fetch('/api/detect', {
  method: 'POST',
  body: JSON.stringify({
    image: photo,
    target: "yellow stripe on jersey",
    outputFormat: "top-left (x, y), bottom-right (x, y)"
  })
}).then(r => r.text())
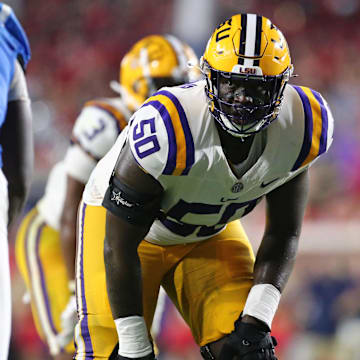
top-left (145, 93), bottom-right (187, 176)
top-left (301, 87), bottom-right (323, 166)
top-left (85, 100), bottom-right (127, 130)
top-left (291, 85), bottom-right (329, 171)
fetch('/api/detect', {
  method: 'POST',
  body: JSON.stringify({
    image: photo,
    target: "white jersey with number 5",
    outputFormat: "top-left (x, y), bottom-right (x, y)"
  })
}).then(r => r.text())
top-left (83, 79), bottom-right (334, 245)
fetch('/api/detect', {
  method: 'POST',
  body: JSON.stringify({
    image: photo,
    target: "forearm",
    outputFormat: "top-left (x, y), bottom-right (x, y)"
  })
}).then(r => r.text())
top-left (103, 207), bottom-right (150, 319)
top-left (7, 188), bottom-right (28, 226)
top-left (3, 143), bottom-right (33, 226)
top-left (242, 171), bottom-right (309, 329)
top-left (241, 233), bottom-right (299, 330)
top-left (104, 237), bottom-right (144, 318)
top-left (60, 176), bottom-right (85, 280)
top-left (1, 100), bottom-right (33, 226)
top-left (60, 216), bottom-right (77, 280)
top-left (253, 233), bottom-right (299, 291)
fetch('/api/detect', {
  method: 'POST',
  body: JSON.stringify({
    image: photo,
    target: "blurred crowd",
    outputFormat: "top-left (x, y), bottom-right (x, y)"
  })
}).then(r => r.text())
top-left (5, 0), bottom-right (360, 359)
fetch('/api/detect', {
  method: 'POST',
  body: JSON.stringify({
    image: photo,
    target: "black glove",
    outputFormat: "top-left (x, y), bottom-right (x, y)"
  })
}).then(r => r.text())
top-left (116, 352), bottom-right (156, 360)
top-left (218, 319), bottom-right (277, 360)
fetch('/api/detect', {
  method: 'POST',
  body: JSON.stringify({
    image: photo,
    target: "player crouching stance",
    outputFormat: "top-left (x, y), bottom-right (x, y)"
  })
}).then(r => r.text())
top-left (74, 14), bottom-right (333, 359)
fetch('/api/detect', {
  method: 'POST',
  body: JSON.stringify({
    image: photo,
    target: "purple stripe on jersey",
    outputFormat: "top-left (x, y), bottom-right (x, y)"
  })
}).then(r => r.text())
top-left (311, 89), bottom-right (328, 155)
top-left (291, 85), bottom-right (313, 171)
top-left (35, 221), bottom-right (59, 336)
top-left (143, 101), bottom-right (177, 174)
top-left (155, 90), bottom-right (195, 175)
top-left (79, 203), bottom-right (94, 357)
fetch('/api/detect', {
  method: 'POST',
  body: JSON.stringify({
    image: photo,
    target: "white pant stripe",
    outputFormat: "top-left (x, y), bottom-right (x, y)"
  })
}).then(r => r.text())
top-left (74, 200), bottom-right (86, 359)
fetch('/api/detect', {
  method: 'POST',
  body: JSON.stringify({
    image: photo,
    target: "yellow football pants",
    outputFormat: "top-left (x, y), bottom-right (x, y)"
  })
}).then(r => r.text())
top-left (75, 202), bottom-right (255, 359)
top-left (15, 207), bottom-right (75, 356)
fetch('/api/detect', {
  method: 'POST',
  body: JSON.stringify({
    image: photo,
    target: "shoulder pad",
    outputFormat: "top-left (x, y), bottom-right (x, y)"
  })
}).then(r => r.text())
top-left (290, 85), bottom-right (334, 171)
top-left (84, 99), bottom-right (127, 131)
top-left (71, 101), bottom-right (125, 160)
top-left (128, 89), bottom-right (195, 179)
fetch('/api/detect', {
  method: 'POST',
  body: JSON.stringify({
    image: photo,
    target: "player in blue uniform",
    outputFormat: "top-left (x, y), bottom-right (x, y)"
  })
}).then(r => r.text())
top-left (0, 3), bottom-right (32, 359)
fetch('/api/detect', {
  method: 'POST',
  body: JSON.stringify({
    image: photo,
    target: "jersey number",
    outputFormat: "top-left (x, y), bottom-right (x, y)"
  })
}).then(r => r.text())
top-left (133, 118), bottom-right (160, 159)
top-left (161, 198), bottom-right (260, 237)
top-left (83, 119), bottom-right (106, 140)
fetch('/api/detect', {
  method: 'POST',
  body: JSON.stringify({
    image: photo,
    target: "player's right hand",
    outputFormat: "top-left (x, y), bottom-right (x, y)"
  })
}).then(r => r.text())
top-left (218, 320), bottom-right (277, 360)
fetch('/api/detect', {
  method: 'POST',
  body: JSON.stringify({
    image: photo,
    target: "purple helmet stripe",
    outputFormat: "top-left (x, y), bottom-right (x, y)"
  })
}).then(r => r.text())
top-left (155, 90), bottom-right (195, 175)
top-left (143, 101), bottom-right (177, 175)
top-left (291, 85), bottom-right (313, 171)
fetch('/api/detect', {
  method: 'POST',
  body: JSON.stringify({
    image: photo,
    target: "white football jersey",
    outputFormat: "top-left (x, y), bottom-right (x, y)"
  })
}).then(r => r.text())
top-left (83, 80), bottom-right (334, 245)
top-left (37, 97), bottom-right (130, 230)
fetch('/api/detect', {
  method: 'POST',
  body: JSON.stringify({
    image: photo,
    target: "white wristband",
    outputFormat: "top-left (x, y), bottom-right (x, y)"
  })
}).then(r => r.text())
top-left (114, 316), bottom-right (152, 358)
top-left (242, 284), bottom-right (281, 329)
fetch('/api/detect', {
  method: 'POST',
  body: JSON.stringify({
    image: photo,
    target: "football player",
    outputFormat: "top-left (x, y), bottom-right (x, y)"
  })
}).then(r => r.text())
top-left (0, 3), bottom-right (32, 359)
top-left (15, 34), bottom-right (199, 360)
top-left (74, 14), bottom-right (334, 360)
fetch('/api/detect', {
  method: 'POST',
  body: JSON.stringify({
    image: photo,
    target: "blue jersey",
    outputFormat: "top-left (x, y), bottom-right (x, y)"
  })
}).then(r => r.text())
top-left (0, 3), bottom-right (31, 167)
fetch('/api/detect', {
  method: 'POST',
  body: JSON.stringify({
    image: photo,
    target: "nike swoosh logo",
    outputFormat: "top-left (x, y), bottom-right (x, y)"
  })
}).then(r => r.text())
top-left (220, 196), bottom-right (240, 202)
top-left (260, 178), bottom-right (279, 188)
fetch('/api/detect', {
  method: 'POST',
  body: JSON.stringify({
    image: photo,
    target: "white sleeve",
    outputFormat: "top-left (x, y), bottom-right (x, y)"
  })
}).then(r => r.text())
top-left (8, 60), bottom-right (30, 102)
top-left (63, 105), bottom-right (120, 183)
top-left (71, 106), bottom-right (120, 160)
top-left (63, 144), bottom-right (97, 184)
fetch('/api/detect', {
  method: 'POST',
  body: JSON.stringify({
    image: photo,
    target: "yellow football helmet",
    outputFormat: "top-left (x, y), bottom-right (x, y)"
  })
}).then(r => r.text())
top-left (201, 14), bottom-right (293, 137)
top-left (114, 34), bottom-right (200, 111)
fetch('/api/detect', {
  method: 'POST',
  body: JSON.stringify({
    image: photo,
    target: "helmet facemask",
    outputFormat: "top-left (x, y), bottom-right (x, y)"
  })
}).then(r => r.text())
top-left (203, 60), bottom-right (292, 138)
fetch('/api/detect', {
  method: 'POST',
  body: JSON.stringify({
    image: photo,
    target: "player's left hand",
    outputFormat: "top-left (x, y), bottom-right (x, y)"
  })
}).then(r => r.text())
top-left (56, 295), bottom-right (77, 348)
top-left (218, 319), bottom-right (277, 360)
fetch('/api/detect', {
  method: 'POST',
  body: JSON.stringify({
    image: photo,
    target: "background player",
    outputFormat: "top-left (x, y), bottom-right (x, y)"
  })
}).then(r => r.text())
top-left (0, 3), bottom-right (32, 359)
top-left (74, 13), bottom-right (334, 360)
top-left (15, 34), bottom-right (199, 360)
